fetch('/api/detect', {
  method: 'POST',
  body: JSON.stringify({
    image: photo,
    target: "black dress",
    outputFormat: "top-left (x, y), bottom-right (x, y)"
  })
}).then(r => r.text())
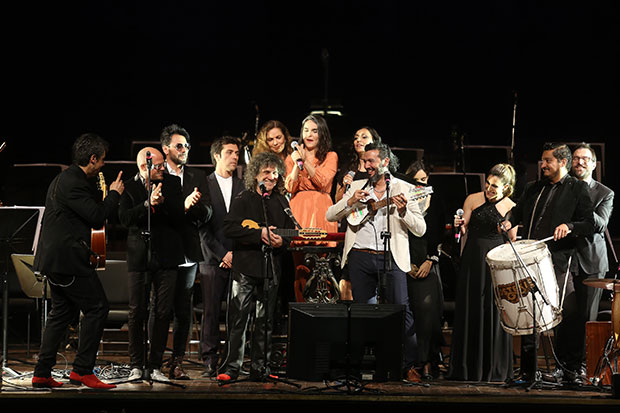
top-left (447, 199), bottom-right (514, 382)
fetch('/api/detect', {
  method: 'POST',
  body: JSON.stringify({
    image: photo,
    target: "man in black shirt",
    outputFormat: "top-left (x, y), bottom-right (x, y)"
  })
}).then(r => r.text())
top-left (216, 152), bottom-right (294, 381)
top-left (503, 143), bottom-right (594, 384)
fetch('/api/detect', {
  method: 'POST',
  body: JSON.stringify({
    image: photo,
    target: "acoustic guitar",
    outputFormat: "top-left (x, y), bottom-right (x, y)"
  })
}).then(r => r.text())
top-left (241, 219), bottom-right (327, 240)
top-left (347, 185), bottom-right (434, 226)
top-left (90, 172), bottom-right (107, 270)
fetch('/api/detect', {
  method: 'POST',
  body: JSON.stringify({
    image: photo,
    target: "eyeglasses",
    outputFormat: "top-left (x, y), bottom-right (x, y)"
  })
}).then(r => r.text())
top-left (171, 143), bottom-right (191, 151)
top-left (573, 156), bottom-right (593, 163)
top-left (153, 163), bottom-right (166, 170)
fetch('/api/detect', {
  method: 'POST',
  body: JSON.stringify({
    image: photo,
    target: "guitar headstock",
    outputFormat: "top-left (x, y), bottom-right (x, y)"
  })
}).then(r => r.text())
top-left (97, 172), bottom-right (107, 197)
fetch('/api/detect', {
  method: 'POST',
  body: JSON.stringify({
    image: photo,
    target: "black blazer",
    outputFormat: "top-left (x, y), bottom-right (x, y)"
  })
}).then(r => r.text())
top-left (508, 174), bottom-right (594, 273)
top-left (119, 173), bottom-right (186, 272)
top-left (34, 164), bottom-right (121, 277)
top-left (166, 165), bottom-right (212, 263)
top-left (576, 179), bottom-right (614, 275)
top-left (199, 171), bottom-right (244, 266)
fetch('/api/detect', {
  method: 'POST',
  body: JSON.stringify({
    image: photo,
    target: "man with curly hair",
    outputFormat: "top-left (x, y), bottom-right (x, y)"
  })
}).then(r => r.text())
top-left (216, 152), bottom-right (295, 381)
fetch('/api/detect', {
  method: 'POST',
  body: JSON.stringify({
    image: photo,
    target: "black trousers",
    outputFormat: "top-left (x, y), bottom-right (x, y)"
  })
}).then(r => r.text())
top-left (167, 263), bottom-right (197, 359)
top-left (199, 263), bottom-right (231, 367)
top-left (221, 272), bottom-right (279, 377)
top-left (128, 269), bottom-right (176, 370)
top-left (34, 272), bottom-right (109, 377)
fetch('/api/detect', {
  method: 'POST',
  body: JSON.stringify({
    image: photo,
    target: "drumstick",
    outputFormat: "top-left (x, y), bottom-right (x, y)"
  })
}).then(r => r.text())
top-left (528, 230), bottom-right (573, 248)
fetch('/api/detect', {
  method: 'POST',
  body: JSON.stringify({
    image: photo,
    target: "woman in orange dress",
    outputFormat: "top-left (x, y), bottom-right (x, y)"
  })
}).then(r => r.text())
top-left (285, 114), bottom-right (338, 302)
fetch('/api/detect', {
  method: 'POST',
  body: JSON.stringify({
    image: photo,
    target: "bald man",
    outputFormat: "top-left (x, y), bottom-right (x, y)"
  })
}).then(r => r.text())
top-left (119, 147), bottom-right (186, 382)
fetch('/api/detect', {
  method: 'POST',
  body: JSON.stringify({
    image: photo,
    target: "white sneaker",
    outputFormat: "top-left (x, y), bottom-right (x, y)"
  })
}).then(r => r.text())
top-left (150, 369), bottom-right (171, 382)
top-left (128, 368), bottom-right (143, 381)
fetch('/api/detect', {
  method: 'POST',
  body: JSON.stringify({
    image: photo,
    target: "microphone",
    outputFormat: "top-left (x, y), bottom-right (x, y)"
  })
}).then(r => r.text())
top-left (455, 208), bottom-right (464, 243)
top-left (344, 170), bottom-right (355, 192)
top-left (258, 181), bottom-right (270, 199)
top-left (384, 172), bottom-right (391, 187)
top-left (146, 150), bottom-right (153, 168)
top-left (291, 141), bottom-right (304, 171)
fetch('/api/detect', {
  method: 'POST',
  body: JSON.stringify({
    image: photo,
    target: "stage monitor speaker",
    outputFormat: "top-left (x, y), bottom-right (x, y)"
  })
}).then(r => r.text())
top-left (287, 302), bottom-right (404, 382)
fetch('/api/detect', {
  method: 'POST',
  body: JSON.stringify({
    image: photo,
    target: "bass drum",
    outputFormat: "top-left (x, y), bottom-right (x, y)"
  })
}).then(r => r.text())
top-left (486, 239), bottom-right (562, 335)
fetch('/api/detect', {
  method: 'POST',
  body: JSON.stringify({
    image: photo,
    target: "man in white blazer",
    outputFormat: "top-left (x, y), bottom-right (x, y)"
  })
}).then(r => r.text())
top-left (326, 141), bottom-right (427, 382)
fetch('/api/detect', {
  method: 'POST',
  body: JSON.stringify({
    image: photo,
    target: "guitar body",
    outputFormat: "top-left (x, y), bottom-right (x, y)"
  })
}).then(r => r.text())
top-left (347, 185), bottom-right (433, 226)
top-left (90, 172), bottom-right (107, 270)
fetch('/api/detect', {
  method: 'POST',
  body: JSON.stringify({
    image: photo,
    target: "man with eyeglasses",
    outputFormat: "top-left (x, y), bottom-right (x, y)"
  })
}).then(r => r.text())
top-left (159, 124), bottom-right (212, 379)
top-left (571, 143), bottom-right (614, 363)
top-left (119, 147), bottom-right (186, 383)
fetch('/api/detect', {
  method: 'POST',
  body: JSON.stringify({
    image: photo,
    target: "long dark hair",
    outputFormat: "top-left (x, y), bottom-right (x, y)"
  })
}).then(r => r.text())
top-left (300, 114), bottom-right (332, 163)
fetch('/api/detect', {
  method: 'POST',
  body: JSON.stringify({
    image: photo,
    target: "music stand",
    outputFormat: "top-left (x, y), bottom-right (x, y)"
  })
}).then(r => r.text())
top-left (0, 206), bottom-right (44, 378)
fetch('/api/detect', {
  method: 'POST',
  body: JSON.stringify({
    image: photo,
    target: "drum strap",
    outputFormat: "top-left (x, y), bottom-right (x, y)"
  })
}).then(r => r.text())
top-left (527, 186), bottom-right (546, 239)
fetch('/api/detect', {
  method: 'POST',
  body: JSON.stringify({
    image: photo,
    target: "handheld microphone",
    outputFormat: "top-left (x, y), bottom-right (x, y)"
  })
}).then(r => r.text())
top-left (455, 208), bottom-right (464, 243)
top-left (291, 141), bottom-right (304, 171)
top-left (258, 181), bottom-right (270, 199)
top-left (344, 170), bottom-right (356, 192)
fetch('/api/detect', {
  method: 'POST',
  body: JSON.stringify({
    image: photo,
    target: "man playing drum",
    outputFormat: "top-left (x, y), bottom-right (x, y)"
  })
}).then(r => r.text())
top-left (502, 143), bottom-right (594, 385)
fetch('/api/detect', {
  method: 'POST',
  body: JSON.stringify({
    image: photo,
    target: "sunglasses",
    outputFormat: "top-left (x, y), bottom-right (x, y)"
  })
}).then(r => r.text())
top-left (171, 142), bottom-right (191, 151)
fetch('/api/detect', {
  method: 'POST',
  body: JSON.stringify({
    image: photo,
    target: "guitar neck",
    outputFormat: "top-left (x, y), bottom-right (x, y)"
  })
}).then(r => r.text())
top-left (273, 228), bottom-right (300, 237)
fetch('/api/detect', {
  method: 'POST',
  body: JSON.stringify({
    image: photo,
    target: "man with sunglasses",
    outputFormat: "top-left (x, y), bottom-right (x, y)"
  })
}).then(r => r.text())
top-left (159, 124), bottom-right (212, 379)
top-left (119, 147), bottom-right (186, 383)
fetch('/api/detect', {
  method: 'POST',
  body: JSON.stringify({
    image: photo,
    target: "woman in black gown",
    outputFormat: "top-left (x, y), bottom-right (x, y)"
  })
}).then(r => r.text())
top-left (447, 163), bottom-right (518, 382)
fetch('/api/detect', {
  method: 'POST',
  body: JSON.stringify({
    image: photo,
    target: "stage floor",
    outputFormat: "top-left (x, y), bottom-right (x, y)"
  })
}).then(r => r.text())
top-left (2, 347), bottom-right (620, 412)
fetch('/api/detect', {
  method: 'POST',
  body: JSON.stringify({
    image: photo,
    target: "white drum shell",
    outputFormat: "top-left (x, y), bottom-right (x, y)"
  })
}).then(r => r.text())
top-left (486, 239), bottom-right (562, 335)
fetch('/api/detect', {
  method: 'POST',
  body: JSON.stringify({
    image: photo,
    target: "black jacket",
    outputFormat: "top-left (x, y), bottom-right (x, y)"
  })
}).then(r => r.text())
top-left (508, 174), bottom-right (594, 273)
top-left (199, 171), bottom-right (244, 266)
top-left (223, 189), bottom-right (294, 279)
top-left (166, 165), bottom-right (212, 263)
top-left (119, 173), bottom-right (186, 272)
top-left (34, 164), bottom-right (121, 277)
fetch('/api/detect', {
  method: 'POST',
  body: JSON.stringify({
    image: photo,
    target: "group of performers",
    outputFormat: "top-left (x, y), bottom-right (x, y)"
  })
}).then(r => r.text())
top-left (28, 115), bottom-right (614, 389)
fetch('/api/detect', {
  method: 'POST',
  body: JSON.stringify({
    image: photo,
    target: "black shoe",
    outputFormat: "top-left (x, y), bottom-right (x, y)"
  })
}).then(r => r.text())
top-left (562, 369), bottom-right (585, 386)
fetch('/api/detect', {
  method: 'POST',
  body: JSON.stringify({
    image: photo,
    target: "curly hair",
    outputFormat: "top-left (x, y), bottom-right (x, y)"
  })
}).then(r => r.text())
top-left (243, 151), bottom-right (287, 195)
top-left (252, 120), bottom-right (292, 159)
top-left (300, 114), bottom-right (332, 163)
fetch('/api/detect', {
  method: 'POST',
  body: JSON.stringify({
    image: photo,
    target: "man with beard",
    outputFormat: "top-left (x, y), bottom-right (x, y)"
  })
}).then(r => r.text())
top-left (502, 143), bottom-right (594, 384)
top-left (326, 141), bottom-right (427, 382)
top-left (160, 124), bottom-right (212, 379)
top-left (119, 147), bottom-right (185, 383)
top-left (571, 143), bottom-right (614, 374)
top-left (216, 152), bottom-right (295, 382)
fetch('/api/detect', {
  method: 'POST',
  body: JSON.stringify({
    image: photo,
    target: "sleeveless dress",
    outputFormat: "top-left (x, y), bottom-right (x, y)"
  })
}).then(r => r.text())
top-left (447, 199), bottom-right (514, 382)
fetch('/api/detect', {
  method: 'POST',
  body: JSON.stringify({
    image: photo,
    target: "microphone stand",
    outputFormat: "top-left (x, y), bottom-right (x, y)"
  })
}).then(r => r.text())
top-left (114, 160), bottom-right (184, 388)
top-left (378, 173), bottom-right (392, 304)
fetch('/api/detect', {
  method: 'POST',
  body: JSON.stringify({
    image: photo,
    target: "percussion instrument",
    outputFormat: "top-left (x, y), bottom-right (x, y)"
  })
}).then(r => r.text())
top-left (486, 239), bottom-right (563, 335)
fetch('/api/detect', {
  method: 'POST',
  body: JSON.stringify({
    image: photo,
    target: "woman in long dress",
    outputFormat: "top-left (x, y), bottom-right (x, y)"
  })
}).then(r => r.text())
top-left (447, 163), bottom-right (518, 382)
top-left (284, 114), bottom-right (338, 302)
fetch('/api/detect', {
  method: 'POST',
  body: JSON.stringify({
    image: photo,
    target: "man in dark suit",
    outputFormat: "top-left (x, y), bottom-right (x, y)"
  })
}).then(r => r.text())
top-left (198, 136), bottom-right (243, 377)
top-left (504, 143), bottom-right (594, 384)
top-left (159, 124), bottom-right (212, 379)
top-left (216, 151), bottom-right (295, 382)
top-left (32, 133), bottom-right (124, 389)
top-left (119, 147), bottom-right (185, 383)
top-left (571, 143), bottom-right (614, 369)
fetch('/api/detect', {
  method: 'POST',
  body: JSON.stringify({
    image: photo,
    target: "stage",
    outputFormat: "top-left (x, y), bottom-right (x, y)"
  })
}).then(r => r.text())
top-left (2, 347), bottom-right (620, 412)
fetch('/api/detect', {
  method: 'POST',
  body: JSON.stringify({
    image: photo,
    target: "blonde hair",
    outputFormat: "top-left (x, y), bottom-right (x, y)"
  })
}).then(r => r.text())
top-left (252, 120), bottom-right (292, 159)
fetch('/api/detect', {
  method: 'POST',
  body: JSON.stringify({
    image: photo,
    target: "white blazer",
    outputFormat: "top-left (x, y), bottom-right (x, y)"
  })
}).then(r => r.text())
top-left (326, 177), bottom-right (426, 272)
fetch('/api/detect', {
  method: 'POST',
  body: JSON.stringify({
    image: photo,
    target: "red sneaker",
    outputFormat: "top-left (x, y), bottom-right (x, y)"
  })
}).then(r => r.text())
top-left (69, 371), bottom-right (117, 389)
top-left (32, 376), bottom-right (64, 388)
